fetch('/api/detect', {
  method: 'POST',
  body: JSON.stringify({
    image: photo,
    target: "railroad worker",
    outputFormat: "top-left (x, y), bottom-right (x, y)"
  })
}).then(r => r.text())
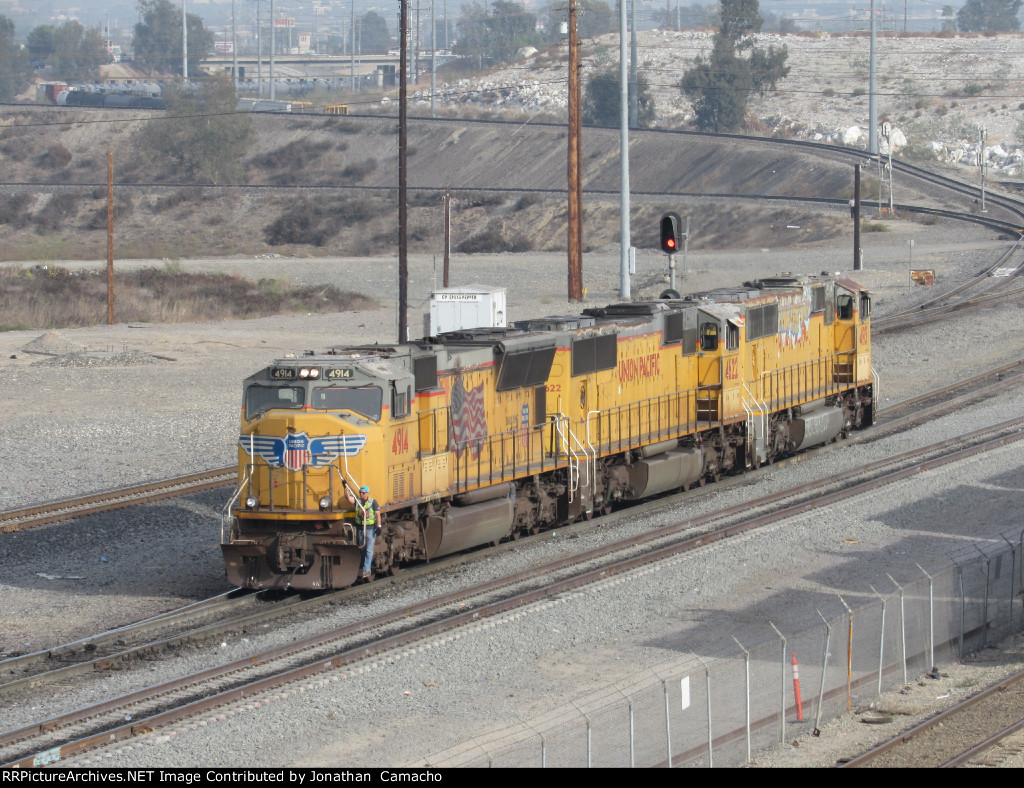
top-left (345, 482), bottom-right (380, 580)
top-left (849, 198), bottom-right (856, 219)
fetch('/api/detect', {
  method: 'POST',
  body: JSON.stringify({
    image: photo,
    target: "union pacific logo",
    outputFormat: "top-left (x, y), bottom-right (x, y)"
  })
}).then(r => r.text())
top-left (239, 433), bottom-right (368, 471)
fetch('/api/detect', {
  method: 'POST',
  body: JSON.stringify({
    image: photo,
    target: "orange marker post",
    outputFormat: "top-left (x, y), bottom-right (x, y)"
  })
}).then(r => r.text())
top-left (792, 653), bottom-right (804, 722)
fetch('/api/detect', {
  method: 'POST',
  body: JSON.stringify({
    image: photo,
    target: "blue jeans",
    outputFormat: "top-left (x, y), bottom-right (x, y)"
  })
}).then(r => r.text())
top-left (360, 525), bottom-right (376, 574)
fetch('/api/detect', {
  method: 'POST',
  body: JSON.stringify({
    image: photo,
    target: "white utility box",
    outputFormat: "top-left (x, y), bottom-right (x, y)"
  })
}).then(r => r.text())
top-left (428, 285), bottom-right (507, 336)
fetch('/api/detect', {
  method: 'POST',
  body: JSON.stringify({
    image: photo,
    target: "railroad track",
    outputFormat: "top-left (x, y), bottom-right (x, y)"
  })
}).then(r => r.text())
top-left (0, 468), bottom-right (236, 534)
top-left (3, 368), bottom-right (1023, 767)
top-left (873, 237), bottom-right (1024, 333)
top-left (839, 668), bottom-right (1024, 767)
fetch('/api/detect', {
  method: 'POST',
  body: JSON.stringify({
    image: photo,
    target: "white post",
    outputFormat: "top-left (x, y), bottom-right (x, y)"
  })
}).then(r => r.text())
top-left (182, 0), bottom-right (188, 80)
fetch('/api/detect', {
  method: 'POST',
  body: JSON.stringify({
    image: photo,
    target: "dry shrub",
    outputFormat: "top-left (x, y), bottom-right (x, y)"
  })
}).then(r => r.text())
top-left (0, 133), bottom-right (35, 160)
top-left (152, 188), bottom-right (205, 213)
top-left (263, 196), bottom-right (380, 247)
top-left (248, 139), bottom-right (334, 171)
top-left (83, 194), bottom-right (134, 230)
top-left (0, 193), bottom-right (34, 228)
top-left (32, 193), bottom-right (83, 233)
top-left (37, 144), bottom-right (72, 170)
top-left (0, 265), bottom-right (377, 330)
top-left (339, 158), bottom-right (377, 181)
top-left (456, 222), bottom-right (535, 253)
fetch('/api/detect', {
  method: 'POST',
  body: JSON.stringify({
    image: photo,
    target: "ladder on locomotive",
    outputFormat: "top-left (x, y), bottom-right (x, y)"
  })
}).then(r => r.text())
top-left (554, 415), bottom-right (595, 509)
top-left (742, 383), bottom-right (769, 468)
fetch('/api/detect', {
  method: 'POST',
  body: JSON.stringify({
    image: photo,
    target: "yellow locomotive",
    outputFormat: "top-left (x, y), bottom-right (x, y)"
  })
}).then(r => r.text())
top-left (222, 273), bottom-right (874, 590)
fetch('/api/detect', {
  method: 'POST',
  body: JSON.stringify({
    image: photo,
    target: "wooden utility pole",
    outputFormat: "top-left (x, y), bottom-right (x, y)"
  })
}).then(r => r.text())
top-left (398, 0), bottom-right (409, 342)
top-left (107, 152), bottom-right (114, 325)
top-left (566, 0), bottom-right (583, 301)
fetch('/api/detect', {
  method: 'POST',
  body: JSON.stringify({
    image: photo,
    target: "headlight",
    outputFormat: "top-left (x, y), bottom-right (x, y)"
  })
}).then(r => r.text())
top-left (299, 367), bottom-right (321, 379)
top-left (245, 496), bottom-right (259, 510)
top-left (319, 496), bottom-right (332, 511)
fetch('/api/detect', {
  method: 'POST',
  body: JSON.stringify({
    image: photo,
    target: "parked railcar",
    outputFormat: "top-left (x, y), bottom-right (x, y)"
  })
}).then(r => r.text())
top-left (222, 273), bottom-right (874, 590)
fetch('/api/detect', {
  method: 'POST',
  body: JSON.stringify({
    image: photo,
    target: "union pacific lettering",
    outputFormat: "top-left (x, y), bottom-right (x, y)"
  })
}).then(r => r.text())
top-left (618, 352), bottom-right (661, 382)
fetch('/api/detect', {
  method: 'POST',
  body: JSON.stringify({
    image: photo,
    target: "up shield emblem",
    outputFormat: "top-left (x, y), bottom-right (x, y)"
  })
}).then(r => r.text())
top-left (240, 432), bottom-right (368, 470)
top-left (283, 433), bottom-right (313, 471)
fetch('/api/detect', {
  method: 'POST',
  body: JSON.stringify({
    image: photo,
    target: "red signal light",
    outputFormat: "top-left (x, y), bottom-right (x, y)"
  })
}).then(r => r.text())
top-left (660, 212), bottom-right (682, 255)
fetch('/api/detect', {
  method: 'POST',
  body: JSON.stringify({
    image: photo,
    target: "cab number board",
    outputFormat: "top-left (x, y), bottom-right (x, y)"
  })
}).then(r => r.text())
top-left (325, 368), bottom-right (354, 380)
top-left (271, 367), bottom-right (296, 380)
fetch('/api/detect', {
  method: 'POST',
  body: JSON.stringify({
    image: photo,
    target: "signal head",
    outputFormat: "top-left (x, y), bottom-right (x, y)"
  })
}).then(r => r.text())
top-left (660, 212), bottom-right (682, 255)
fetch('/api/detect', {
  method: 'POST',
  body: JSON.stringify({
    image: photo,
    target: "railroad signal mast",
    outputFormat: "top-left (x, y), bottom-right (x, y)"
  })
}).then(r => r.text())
top-left (660, 211), bottom-right (687, 293)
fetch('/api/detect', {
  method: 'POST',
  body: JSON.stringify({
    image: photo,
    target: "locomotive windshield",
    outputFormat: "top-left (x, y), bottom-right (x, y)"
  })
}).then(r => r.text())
top-left (312, 384), bottom-right (383, 421)
top-left (245, 384), bottom-right (304, 419)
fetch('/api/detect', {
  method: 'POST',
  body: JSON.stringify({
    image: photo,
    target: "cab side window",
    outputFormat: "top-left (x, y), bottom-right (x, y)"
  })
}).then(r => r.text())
top-left (392, 386), bottom-right (410, 419)
top-left (859, 293), bottom-right (871, 320)
top-left (726, 322), bottom-right (739, 351)
top-left (836, 294), bottom-right (854, 320)
top-left (700, 322), bottom-right (719, 352)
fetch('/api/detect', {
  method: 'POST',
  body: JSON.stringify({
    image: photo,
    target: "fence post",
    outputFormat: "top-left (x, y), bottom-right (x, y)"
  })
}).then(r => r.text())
top-left (869, 584), bottom-right (887, 697)
top-left (733, 636), bottom-right (752, 764)
top-left (976, 544), bottom-right (991, 648)
top-left (570, 701), bottom-right (592, 768)
top-left (838, 594), bottom-right (853, 712)
top-left (703, 661), bottom-right (713, 768)
top-left (662, 679), bottom-right (673, 768)
top-left (888, 573), bottom-right (908, 686)
top-left (613, 686), bottom-right (635, 768)
top-left (769, 621), bottom-right (787, 743)
top-left (917, 563), bottom-right (935, 670)
top-left (957, 561), bottom-right (966, 659)
top-left (814, 609), bottom-right (832, 737)
top-left (1003, 535), bottom-right (1017, 634)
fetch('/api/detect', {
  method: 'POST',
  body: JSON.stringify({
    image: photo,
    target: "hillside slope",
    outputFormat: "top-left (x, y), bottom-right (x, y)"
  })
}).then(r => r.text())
top-left (2, 104), bottom-right (968, 263)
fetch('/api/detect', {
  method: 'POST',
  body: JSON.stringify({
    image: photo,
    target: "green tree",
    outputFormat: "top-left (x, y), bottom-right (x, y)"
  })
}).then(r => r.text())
top-left (941, 5), bottom-right (957, 31)
top-left (956, 0), bottom-right (1022, 31)
top-left (133, 0), bottom-right (214, 77)
top-left (47, 21), bottom-right (110, 80)
top-left (582, 63), bottom-right (655, 128)
top-left (0, 14), bottom-right (32, 102)
top-left (455, 1), bottom-right (541, 67)
top-left (27, 24), bottom-right (56, 61)
top-left (679, 0), bottom-right (789, 132)
top-left (360, 11), bottom-right (391, 54)
top-left (135, 74), bottom-right (253, 184)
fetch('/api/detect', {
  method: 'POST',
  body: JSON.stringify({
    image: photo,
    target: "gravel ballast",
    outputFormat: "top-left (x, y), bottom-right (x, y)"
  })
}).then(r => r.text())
top-left (2, 223), bottom-right (1024, 767)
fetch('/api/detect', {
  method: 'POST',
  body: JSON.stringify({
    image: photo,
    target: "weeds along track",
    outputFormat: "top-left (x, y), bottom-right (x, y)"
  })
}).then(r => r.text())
top-left (3, 368), bottom-right (1023, 767)
top-left (840, 667), bottom-right (1024, 768)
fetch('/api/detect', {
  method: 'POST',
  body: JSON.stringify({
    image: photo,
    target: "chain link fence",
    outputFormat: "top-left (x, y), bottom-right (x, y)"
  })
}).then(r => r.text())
top-left (421, 528), bottom-right (1024, 767)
